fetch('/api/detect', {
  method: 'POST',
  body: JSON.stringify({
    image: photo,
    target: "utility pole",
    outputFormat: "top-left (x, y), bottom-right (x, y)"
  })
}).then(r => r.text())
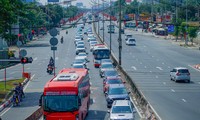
top-left (110, 0), bottom-right (112, 54)
top-left (118, 0), bottom-right (122, 65)
top-left (151, 0), bottom-right (153, 22)
top-left (176, 0), bottom-right (178, 23)
top-left (185, 0), bottom-right (188, 44)
top-left (103, 0), bottom-right (105, 43)
top-left (98, 0), bottom-right (100, 35)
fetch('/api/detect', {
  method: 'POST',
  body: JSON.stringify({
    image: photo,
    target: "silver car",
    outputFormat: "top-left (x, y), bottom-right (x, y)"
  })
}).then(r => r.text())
top-left (108, 100), bottom-right (136, 120)
top-left (170, 67), bottom-right (190, 83)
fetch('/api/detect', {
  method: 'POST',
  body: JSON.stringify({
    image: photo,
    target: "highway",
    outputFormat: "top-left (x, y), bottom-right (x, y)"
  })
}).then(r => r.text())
top-left (0, 23), bottom-right (140, 120)
top-left (96, 20), bottom-right (200, 120)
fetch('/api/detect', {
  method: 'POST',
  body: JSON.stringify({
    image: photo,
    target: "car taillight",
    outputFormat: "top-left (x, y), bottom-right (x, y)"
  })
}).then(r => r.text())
top-left (176, 72), bottom-right (180, 76)
top-left (76, 114), bottom-right (79, 120)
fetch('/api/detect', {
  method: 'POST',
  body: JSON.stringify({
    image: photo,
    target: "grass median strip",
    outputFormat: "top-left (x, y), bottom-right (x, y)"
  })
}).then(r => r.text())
top-left (0, 78), bottom-right (25, 104)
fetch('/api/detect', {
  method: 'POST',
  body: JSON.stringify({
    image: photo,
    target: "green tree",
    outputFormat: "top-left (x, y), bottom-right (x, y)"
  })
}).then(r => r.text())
top-left (188, 27), bottom-right (198, 45)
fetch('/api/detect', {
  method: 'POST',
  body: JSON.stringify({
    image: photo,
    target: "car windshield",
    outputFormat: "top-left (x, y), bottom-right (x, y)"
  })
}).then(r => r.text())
top-left (104, 70), bottom-right (118, 77)
top-left (44, 95), bottom-right (78, 112)
top-left (74, 60), bottom-right (84, 64)
top-left (107, 79), bottom-right (122, 84)
top-left (78, 53), bottom-right (87, 56)
top-left (109, 87), bottom-right (127, 95)
top-left (91, 41), bottom-right (97, 44)
top-left (127, 35), bottom-right (132, 37)
top-left (77, 45), bottom-right (84, 48)
top-left (101, 63), bottom-right (113, 68)
top-left (178, 69), bottom-right (189, 73)
top-left (75, 36), bottom-right (81, 39)
top-left (101, 59), bottom-right (112, 63)
top-left (73, 64), bottom-right (84, 68)
top-left (129, 39), bottom-right (135, 42)
top-left (112, 106), bottom-right (132, 113)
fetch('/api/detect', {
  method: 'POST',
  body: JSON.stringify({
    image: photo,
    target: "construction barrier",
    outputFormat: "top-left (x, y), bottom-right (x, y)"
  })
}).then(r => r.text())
top-left (23, 72), bottom-right (31, 79)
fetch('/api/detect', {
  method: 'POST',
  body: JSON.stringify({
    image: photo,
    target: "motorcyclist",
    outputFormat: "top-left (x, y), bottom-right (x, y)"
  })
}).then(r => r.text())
top-left (47, 63), bottom-right (54, 74)
top-left (49, 57), bottom-right (54, 66)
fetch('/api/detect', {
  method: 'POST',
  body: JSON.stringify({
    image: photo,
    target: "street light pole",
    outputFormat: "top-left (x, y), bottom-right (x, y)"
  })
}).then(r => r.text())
top-left (103, 0), bottom-right (105, 43)
top-left (110, 0), bottom-right (112, 54)
top-left (118, 0), bottom-right (122, 65)
top-left (98, 0), bottom-right (100, 35)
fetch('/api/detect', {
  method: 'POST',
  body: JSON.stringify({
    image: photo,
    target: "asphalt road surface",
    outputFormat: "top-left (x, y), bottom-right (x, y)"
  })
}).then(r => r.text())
top-left (96, 20), bottom-right (200, 120)
top-left (1, 22), bottom-right (140, 120)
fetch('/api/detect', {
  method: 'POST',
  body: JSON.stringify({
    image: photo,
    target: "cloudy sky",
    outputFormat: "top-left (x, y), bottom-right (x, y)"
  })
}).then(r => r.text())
top-left (38, 0), bottom-right (92, 8)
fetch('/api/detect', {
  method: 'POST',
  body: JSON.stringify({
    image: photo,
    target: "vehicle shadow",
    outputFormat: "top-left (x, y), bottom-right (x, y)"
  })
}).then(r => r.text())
top-left (86, 110), bottom-right (108, 120)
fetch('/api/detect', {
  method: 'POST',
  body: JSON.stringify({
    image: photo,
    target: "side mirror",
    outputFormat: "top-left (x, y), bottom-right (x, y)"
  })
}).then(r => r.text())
top-left (39, 94), bottom-right (43, 106)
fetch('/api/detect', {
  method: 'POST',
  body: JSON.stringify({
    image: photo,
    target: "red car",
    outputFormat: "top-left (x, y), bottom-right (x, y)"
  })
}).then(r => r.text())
top-left (103, 77), bottom-right (125, 93)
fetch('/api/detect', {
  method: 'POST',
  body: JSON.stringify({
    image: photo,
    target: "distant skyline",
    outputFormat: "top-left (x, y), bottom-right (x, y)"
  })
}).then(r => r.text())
top-left (38, 0), bottom-right (92, 8)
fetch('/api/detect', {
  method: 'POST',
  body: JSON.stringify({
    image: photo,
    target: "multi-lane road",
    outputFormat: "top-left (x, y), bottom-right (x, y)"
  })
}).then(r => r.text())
top-left (0, 23), bottom-right (140, 120)
top-left (96, 20), bottom-right (200, 120)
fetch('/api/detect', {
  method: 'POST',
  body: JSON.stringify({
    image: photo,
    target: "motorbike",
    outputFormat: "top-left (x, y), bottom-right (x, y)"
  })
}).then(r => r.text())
top-left (61, 39), bottom-right (63, 44)
top-left (12, 93), bottom-right (20, 106)
top-left (47, 65), bottom-right (53, 74)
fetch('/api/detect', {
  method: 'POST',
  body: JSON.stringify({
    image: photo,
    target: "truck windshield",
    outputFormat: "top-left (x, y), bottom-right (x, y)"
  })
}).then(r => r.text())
top-left (44, 95), bottom-right (78, 112)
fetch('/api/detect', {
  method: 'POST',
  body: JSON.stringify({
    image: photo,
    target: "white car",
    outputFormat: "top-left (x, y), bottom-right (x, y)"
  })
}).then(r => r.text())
top-left (108, 100), bottom-right (136, 120)
top-left (89, 41), bottom-right (98, 51)
top-left (126, 38), bottom-right (136, 46)
top-left (170, 67), bottom-right (190, 83)
top-left (76, 41), bottom-right (85, 46)
top-left (77, 52), bottom-right (88, 61)
top-left (74, 36), bottom-right (82, 44)
top-left (87, 36), bottom-right (96, 42)
top-left (75, 45), bottom-right (86, 55)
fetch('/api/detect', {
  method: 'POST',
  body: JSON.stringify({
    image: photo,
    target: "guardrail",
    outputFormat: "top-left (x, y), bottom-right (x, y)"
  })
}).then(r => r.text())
top-left (93, 21), bottom-right (159, 120)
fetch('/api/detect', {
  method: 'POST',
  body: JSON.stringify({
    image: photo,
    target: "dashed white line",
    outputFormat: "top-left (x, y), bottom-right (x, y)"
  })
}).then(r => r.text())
top-left (155, 76), bottom-right (158, 78)
top-left (140, 62), bottom-right (142, 65)
top-left (156, 59), bottom-right (159, 61)
top-left (152, 56), bottom-right (154, 58)
top-left (156, 67), bottom-right (163, 70)
top-left (131, 66), bottom-right (137, 70)
top-left (182, 99), bottom-right (187, 103)
top-left (198, 82), bottom-right (200, 84)
top-left (34, 57), bottom-right (37, 61)
top-left (162, 62), bottom-right (165, 65)
top-left (150, 71), bottom-right (152, 73)
top-left (163, 82), bottom-right (166, 85)
top-left (144, 66), bottom-right (147, 68)
top-left (171, 89), bottom-right (175, 92)
top-left (168, 66), bottom-right (171, 68)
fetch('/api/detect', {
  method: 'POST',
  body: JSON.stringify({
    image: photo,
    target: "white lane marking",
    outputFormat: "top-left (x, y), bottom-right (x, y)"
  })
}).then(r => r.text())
top-left (162, 62), bottom-right (165, 65)
top-left (0, 105), bottom-right (12, 116)
top-left (34, 57), bottom-right (37, 61)
top-left (168, 66), bottom-right (171, 68)
top-left (24, 74), bottom-right (35, 90)
top-left (156, 59), bottom-right (159, 61)
top-left (198, 82), bottom-right (200, 84)
top-left (140, 62), bottom-right (142, 65)
top-left (155, 76), bottom-right (158, 78)
top-left (188, 65), bottom-right (200, 72)
top-left (0, 74), bottom-right (35, 116)
top-left (143, 45), bottom-right (146, 47)
top-left (144, 66), bottom-right (147, 68)
top-left (156, 67), bottom-right (163, 71)
top-left (131, 66), bottom-right (137, 70)
top-left (171, 89), bottom-right (175, 92)
top-left (150, 71), bottom-right (152, 73)
top-left (152, 56), bottom-right (154, 58)
top-left (182, 99), bottom-right (187, 103)
top-left (55, 57), bottom-right (59, 60)
top-left (163, 82), bottom-right (166, 85)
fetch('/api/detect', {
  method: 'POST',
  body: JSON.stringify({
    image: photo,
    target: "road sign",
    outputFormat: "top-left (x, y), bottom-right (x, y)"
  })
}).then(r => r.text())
top-left (51, 46), bottom-right (57, 50)
top-left (167, 25), bottom-right (174, 33)
top-left (19, 49), bottom-right (27, 57)
top-left (17, 41), bottom-right (22, 47)
top-left (49, 28), bottom-right (58, 37)
top-left (49, 38), bottom-right (58, 46)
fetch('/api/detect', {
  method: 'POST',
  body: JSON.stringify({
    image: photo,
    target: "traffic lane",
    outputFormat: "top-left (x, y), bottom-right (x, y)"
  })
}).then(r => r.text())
top-left (94, 23), bottom-right (140, 120)
top-left (1, 27), bottom-right (77, 119)
top-left (143, 90), bottom-right (200, 120)
top-left (100, 22), bottom-right (200, 119)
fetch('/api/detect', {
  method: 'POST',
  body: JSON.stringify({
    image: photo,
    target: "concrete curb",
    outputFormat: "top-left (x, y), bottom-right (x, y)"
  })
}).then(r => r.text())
top-left (0, 76), bottom-right (30, 113)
